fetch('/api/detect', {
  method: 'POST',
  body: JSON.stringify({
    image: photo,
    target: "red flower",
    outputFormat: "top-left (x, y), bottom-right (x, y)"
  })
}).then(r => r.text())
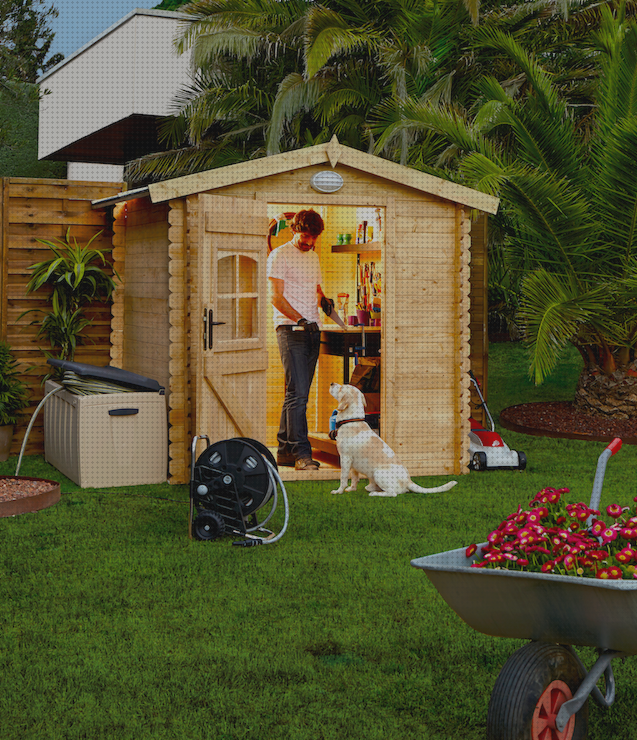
top-left (465, 544), bottom-right (478, 558)
top-left (563, 554), bottom-right (576, 570)
top-left (597, 566), bottom-right (622, 580)
top-left (589, 550), bottom-right (610, 562)
top-left (485, 552), bottom-right (505, 563)
top-left (606, 504), bottom-right (624, 519)
top-left (502, 522), bottom-right (519, 536)
top-left (601, 527), bottom-right (618, 544)
top-left (487, 531), bottom-right (502, 545)
top-left (591, 519), bottom-right (606, 537)
top-left (541, 561), bottom-right (556, 573)
top-left (517, 558), bottom-right (529, 567)
top-left (615, 547), bottom-right (636, 564)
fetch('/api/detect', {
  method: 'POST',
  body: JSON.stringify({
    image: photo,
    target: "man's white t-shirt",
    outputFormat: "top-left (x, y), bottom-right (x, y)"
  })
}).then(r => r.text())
top-left (267, 241), bottom-right (322, 328)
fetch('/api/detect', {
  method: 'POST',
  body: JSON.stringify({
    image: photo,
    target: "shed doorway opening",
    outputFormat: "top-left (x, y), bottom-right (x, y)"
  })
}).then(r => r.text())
top-left (265, 203), bottom-right (384, 474)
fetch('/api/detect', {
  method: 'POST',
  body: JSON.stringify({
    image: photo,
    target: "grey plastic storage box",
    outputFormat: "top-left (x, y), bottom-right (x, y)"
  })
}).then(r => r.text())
top-left (44, 380), bottom-right (168, 488)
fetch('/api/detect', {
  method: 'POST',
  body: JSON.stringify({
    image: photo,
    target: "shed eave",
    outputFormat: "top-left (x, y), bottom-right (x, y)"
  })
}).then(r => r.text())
top-left (146, 138), bottom-right (499, 214)
top-left (91, 186), bottom-right (150, 209)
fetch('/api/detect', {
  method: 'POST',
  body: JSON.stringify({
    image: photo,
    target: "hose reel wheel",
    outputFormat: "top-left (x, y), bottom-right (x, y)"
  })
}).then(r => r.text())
top-left (192, 510), bottom-right (225, 541)
top-left (194, 438), bottom-right (276, 516)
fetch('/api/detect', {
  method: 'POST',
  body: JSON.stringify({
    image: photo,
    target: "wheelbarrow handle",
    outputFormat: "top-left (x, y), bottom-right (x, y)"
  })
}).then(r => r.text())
top-left (588, 437), bottom-right (622, 517)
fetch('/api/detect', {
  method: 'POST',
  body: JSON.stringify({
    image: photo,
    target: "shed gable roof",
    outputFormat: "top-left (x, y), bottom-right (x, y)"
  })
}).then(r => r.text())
top-left (147, 137), bottom-right (499, 214)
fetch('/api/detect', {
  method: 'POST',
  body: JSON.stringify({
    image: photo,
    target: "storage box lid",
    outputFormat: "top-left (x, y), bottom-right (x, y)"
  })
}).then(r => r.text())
top-left (47, 359), bottom-right (163, 392)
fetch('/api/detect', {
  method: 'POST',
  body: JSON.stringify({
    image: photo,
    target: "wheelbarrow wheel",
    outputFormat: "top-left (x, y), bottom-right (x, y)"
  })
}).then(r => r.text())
top-left (486, 641), bottom-right (588, 740)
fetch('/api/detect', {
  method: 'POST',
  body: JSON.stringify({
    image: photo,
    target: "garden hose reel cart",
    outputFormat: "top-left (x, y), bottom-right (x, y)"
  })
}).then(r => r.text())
top-left (189, 436), bottom-right (289, 546)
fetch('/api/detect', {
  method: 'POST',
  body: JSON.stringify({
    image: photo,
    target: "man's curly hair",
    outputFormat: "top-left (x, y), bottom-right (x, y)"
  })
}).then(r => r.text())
top-left (290, 209), bottom-right (324, 236)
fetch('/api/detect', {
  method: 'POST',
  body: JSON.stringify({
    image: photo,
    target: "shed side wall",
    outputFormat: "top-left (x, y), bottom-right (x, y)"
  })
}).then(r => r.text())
top-left (468, 213), bottom-right (488, 426)
top-left (111, 198), bottom-right (171, 393)
top-left (387, 198), bottom-right (471, 475)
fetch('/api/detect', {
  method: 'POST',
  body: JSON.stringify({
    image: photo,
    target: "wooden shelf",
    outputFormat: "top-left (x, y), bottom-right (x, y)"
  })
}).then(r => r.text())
top-left (331, 241), bottom-right (382, 253)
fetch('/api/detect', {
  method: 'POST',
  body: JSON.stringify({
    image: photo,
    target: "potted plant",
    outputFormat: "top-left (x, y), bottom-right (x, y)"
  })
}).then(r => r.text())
top-left (0, 342), bottom-right (30, 461)
top-left (22, 228), bottom-right (120, 363)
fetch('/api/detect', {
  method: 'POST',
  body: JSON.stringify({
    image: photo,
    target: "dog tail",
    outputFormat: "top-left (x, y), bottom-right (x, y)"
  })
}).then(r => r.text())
top-left (407, 480), bottom-right (457, 494)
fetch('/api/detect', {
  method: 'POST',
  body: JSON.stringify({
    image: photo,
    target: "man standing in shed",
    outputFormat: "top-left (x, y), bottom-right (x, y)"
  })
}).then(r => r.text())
top-left (267, 210), bottom-right (326, 471)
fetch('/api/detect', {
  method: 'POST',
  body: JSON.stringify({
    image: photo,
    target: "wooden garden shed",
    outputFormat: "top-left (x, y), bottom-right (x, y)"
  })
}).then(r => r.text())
top-left (95, 137), bottom-right (498, 484)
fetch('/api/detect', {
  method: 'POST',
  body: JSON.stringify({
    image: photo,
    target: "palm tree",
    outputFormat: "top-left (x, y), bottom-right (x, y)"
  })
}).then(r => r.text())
top-left (128, 0), bottom-right (606, 184)
top-left (393, 3), bottom-right (637, 419)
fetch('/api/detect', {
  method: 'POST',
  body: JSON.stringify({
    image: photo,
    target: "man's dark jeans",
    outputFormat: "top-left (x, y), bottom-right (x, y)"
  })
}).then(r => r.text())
top-left (276, 326), bottom-right (321, 460)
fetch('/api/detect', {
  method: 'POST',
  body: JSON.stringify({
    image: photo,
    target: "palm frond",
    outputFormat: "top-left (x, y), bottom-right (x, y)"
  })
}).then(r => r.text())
top-left (472, 26), bottom-right (563, 117)
top-left (589, 117), bottom-right (637, 262)
top-left (518, 268), bottom-right (612, 383)
top-left (304, 6), bottom-right (379, 79)
top-left (266, 72), bottom-right (324, 155)
top-left (125, 140), bottom-right (257, 185)
top-left (501, 165), bottom-right (598, 277)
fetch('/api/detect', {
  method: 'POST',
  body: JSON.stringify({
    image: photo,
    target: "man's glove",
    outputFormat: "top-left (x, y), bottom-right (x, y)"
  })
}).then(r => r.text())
top-left (320, 296), bottom-right (335, 316)
top-left (297, 318), bottom-right (319, 332)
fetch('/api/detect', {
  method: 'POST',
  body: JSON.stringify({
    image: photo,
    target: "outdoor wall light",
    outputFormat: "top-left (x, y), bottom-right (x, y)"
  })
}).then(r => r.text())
top-left (310, 170), bottom-right (344, 193)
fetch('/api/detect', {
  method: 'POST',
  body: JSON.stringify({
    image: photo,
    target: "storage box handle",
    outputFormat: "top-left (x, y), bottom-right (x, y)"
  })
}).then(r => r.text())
top-left (108, 408), bottom-right (139, 416)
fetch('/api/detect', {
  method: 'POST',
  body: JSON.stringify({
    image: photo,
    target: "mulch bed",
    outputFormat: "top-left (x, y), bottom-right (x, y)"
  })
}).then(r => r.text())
top-left (500, 402), bottom-right (637, 444)
top-left (0, 476), bottom-right (61, 517)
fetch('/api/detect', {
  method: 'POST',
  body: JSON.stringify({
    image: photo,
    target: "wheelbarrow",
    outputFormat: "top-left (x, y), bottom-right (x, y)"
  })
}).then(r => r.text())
top-left (411, 438), bottom-right (634, 740)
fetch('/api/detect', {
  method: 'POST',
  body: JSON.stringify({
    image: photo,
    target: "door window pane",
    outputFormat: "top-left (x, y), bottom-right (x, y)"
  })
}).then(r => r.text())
top-left (217, 298), bottom-right (234, 342)
top-left (218, 255), bottom-right (236, 293)
top-left (238, 255), bottom-right (257, 292)
top-left (237, 297), bottom-right (257, 339)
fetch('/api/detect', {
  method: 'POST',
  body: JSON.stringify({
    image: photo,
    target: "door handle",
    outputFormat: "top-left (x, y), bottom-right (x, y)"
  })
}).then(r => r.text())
top-left (203, 308), bottom-right (225, 350)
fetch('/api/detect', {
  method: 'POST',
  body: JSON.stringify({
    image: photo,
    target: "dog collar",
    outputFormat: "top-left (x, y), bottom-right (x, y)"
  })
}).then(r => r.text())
top-left (329, 417), bottom-right (367, 440)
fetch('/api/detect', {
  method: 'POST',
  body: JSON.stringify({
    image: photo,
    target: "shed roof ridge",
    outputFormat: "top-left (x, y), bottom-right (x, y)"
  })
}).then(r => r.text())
top-left (139, 139), bottom-right (496, 214)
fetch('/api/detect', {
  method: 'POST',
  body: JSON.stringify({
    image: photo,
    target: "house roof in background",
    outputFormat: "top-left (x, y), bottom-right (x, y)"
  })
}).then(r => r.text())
top-left (38, 8), bottom-right (187, 83)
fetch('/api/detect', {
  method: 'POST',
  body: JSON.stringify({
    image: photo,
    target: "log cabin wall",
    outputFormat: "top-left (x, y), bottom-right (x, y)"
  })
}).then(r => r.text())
top-left (468, 212), bottom-right (489, 427)
top-left (383, 197), bottom-right (471, 475)
top-left (0, 177), bottom-right (121, 456)
top-left (110, 197), bottom-right (194, 479)
top-left (111, 198), bottom-right (171, 391)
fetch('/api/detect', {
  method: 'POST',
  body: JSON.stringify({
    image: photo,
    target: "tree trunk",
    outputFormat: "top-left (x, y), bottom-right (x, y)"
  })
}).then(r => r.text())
top-left (574, 366), bottom-right (637, 419)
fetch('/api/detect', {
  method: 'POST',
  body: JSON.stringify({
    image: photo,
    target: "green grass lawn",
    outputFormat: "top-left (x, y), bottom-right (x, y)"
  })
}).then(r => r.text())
top-left (1, 342), bottom-right (636, 739)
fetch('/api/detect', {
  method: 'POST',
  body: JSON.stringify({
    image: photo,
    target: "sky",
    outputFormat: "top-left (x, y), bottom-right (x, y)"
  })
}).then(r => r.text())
top-left (48, 1), bottom-right (162, 60)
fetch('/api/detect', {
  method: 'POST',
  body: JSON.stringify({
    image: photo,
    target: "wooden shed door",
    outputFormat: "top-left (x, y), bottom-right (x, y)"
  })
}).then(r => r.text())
top-left (197, 194), bottom-right (269, 443)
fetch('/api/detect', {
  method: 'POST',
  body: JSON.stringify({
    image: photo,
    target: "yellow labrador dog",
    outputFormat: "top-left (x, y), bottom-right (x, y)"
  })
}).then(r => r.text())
top-left (329, 383), bottom-right (458, 497)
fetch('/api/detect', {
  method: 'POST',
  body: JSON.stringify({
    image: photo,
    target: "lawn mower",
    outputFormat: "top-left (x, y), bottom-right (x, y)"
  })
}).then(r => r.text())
top-left (468, 371), bottom-right (526, 471)
top-left (189, 436), bottom-right (289, 546)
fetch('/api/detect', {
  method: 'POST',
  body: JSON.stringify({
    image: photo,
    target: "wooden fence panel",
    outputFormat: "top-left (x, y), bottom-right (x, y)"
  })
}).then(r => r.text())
top-left (0, 177), bottom-right (122, 457)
